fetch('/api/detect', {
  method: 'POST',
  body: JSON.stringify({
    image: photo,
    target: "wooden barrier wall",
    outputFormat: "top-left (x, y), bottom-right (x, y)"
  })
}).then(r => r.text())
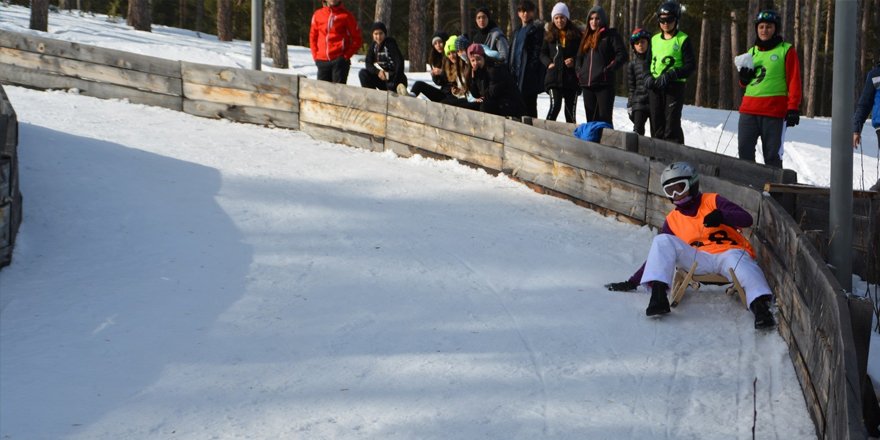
top-left (0, 31), bottom-right (869, 438)
top-left (0, 85), bottom-right (22, 268)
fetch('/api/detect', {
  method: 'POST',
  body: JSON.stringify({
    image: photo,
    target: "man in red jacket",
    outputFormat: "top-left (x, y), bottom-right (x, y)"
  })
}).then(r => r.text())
top-left (310, 0), bottom-right (362, 84)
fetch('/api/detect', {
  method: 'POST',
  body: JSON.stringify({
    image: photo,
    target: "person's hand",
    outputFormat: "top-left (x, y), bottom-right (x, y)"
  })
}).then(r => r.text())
top-left (605, 280), bottom-right (638, 292)
top-left (547, 63), bottom-right (555, 70)
top-left (703, 209), bottom-right (724, 227)
top-left (738, 67), bottom-right (754, 84)
top-left (785, 109), bottom-right (800, 127)
top-left (378, 70), bottom-right (387, 81)
top-left (564, 57), bottom-right (574, 67)
top-left (655, 70), bottom-right (676, 89)
top-left (431, 67), bottom-right (442, 76)
top-left (853, 133), bottom-right (861, 150)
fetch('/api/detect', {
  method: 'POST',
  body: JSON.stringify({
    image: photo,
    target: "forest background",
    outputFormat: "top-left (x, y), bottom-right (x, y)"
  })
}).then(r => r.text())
top-left (19, 0), bottom-right (880, 118)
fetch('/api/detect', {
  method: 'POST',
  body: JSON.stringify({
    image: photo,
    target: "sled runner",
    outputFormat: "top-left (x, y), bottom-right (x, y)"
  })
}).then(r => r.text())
top-left (670, 261), bottom-right (748, 308)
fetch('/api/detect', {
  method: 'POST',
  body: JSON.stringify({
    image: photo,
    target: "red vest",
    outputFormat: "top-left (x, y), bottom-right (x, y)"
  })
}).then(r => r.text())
top-left (666, 193), bottom-right (755, 258)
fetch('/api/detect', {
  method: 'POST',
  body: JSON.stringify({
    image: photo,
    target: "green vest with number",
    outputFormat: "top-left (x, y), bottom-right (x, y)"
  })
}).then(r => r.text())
top-left (744, 42), bottom-right (791, 98)
top-left (650, 31), bottom-right (688, 81)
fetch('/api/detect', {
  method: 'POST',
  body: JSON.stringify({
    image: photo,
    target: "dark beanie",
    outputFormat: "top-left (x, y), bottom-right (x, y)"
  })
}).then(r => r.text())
top-left (371, 22), bottom-right (387, 34)
top-left (455, 34), bottom-right (471, 52)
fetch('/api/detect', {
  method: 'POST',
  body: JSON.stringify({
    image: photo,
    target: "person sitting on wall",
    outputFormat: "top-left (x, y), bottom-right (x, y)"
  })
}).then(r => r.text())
top-left (359, 22), bottom-right (407, 92)
top-left (604, 162), bottom-right (776, 330)
top-left (467, 43), bottom-right (526, 118)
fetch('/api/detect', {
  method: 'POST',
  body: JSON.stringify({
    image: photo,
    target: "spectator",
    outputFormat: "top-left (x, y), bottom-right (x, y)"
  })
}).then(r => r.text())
top-left (736, 10), bottom-right (802, 169)
top-left (646, 1), bottom-right (695, 144)
top-left (604, 162), bottom-right (776, 330)
top-left (575, 5), bottom-right (627, 125)
top-left (541, 2), bottom-right (581, 123)
top-left (467, 43), bottom-right (526, 118)
top-left (508, 0), bottom-right (545, 118)
top-left (852, 58), bottom-right (880, 151)
top-left (472, 7), bottom-right (509, 64)
top-left (627, 28), bottom-right (652, 136)
top-left (309, 0), bottom-right (362, 84)
top-left (359, 22), bottom-right (407, 92)
top-left (409, 31), bottom-right (452, 100)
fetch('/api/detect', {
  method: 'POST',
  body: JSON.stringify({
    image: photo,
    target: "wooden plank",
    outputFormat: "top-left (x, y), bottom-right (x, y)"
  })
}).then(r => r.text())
top-left (300, 99), bottom-right (386, 138)
top-left (181, 61), bottom-right (299, 99)
top-left (599, 128), bottom-right (639, 152)
top-left (0, 63), bottom-right (183, 111)
top-left (299, 120), bottom-right (384, 152)
top-left (756, 195), bottom-right (799, 271)
top-left (503, 120), bottom-right (650, 188)
top-left (503, 145), bottom-right (647, 219)
top-left (298, 77), bottom-right (388, 113)
top-left (528, 118), bottom-right (576, 138)
top-left (387, 92), bottom-right (428, 124)
top-left (386, 116), bottom-right (502, 170)
top-left (0, 47), bottom-right (181, 95)
top-left (764, 183), bottom-right (878, 199)
top-left (183, 83), bottom-right (296, 111)
top-left (384, 139), bottom-right (418, 158)
top-left (183, 99), bottom-right (299, 129)
top-left (777, 312), bottom-right (826, 437)
top-left (0, 31), bottom-right (181, 78)
top-left (645, 192), bottom-right (670, 229)
top-left (432, 102), bottom-right (504, 143)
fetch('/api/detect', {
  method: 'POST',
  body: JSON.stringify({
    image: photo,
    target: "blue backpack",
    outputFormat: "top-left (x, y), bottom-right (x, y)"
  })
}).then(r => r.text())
top-left (573, 121), bottom-right (613, 142)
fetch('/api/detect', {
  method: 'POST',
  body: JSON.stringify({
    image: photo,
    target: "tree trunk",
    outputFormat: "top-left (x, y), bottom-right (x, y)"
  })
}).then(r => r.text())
top-left (730, 9), bottom-right (743, 108)
top-left (127, 0), bottom-right (152, 32)
top-left (799, 0), bottom-right (811, 107)
top-left (195, 0), bottom-right (204, 33)
top-left (508, 0), bottom-right (517, 36)
top-left (375, 0), bottom-right (392, 32)
top-left (409, 0), bottom-right (428, 72)
top-left (746, 0), bottom-right (758, 47)
top-left (434, 0), bottom-right (441, 33)
top-left (264, 0), bottom-right (288, 68)
top-left (718, 8), bottom-right (732, 110)
top-left (537, 0), bottom-right (544, 21)
top-left (793, 0), bottom-right (801, 50)
top-left (179, 0), bottom-right (186, 29)
top-left (859, 0), bottom-right (871, 79)
top-left (782, 0), bottom-right (794, 43)
top-left (217, 0), bottom-right (233, 41)
top-left (694, 3), bottom-right (709, 107)
top-left (609, 0), bottom-right (616, 28)
top-left (818, 0), bottom-right (831, 115)
top-left (460, 0), bottom-right (469, 38)
top-left (30, 0), bottom-right (49, 31)
top-left (804, 0), bottom-right (820, 116)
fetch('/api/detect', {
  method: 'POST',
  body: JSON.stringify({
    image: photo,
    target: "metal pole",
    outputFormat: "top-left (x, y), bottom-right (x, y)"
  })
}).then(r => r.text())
top-left (251, 0), bottom-right (263, 70)
top-left (829, 0), bottom-right (857, 292)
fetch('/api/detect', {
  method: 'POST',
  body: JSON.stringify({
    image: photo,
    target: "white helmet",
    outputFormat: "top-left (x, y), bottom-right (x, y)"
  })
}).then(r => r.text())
top-left (660, 161), bottom-right (700, 198)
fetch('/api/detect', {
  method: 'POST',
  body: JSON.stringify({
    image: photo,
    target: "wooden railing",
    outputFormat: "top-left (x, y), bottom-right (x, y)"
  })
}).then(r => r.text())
top-left (0, 30), bottom-right (870, 438)
top-left (0, 85), bottom-right (22, 268)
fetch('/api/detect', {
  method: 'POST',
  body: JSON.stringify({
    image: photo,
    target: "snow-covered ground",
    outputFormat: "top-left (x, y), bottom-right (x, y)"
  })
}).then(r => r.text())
top-left (0, 5), bottom-right (876, 439)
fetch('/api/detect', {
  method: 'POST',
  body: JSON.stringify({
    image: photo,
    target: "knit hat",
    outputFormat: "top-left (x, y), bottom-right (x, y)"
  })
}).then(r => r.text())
top-left (551, 2), bottom-right (569, 19)
top-left (370, 22), bottom-right (387, 34)
top-left (431, 30), bottom-right (449, 46)
top-left (444, 35), bottom-right (459, 56)
top-left (467, 43), bottom-right (485, 58)
top-left (455, 35), bottom-right (471, 52)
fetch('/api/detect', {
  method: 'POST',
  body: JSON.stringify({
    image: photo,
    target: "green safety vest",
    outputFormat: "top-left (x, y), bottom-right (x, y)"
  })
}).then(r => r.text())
top-left (650, 31), bottom-right (688, 81)
top-left (744, 42), bottom-right (791, 98)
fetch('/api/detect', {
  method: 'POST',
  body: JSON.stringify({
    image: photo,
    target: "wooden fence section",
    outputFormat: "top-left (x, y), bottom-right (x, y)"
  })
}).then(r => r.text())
top-left (0, 30), bottom-right (870, 437)
top-left (0, 85), bottom-right (22, 268)
top-left (181, 61), bottom-right (300, 130)
top-left (0, 32), bottom-right (182, 110)
top-left (754, 196), bottom-right (865, 438)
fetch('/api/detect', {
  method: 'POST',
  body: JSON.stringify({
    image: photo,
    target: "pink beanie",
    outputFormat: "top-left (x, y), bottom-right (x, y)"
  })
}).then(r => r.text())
top-left (466, 43), bottom-right (485, 58)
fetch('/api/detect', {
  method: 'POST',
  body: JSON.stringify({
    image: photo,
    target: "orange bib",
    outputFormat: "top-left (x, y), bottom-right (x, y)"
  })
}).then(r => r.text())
top-left (666, 193), bottom-right (755, 258)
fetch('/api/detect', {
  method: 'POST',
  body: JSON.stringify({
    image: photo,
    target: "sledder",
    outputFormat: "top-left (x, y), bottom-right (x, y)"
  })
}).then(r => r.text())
top-left (604, 162), bottom-right (776, 330)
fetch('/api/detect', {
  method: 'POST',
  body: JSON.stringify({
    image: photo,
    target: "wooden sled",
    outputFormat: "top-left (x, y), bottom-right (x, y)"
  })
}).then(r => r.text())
top-left (669, 261), bottom-right (748, 309)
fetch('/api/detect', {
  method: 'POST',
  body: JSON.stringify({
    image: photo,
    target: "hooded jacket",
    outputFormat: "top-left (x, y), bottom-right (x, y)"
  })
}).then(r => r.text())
top-left (472, 16), bottom-right (510, 63)
top-left (575, 6), bottom-right (628, 88)
top-left (309, 2), bottom-right (362, 62)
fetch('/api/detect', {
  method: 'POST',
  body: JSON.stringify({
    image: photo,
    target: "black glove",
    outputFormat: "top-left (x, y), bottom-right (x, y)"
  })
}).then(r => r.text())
top-left (785, 109), bottom-right (800, 127)
top-left (644, 76), bottom-right (656, 90)
top-left (605, 280), bottom-right (638, 292)
top-left (703, 209), bottom-right (724, 227)
top-left (654, 72), bottom-right (673, 89)
top-left (738, 67), bottom-right (754, 85)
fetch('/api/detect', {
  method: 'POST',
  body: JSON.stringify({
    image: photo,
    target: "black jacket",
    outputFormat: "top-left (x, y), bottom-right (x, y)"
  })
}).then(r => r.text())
top-left (509, 19), bottom-right (546, 95)
top-left (540, 23), bottom-right (582, 91)
top-left (627, 51), bottom-right (651, 111)
top-left (575, 28), bottom-right (628, 88)
top-left (469, 58), bottom-right (526, 117)
top-left (364, 37), bottom-right (406, 88)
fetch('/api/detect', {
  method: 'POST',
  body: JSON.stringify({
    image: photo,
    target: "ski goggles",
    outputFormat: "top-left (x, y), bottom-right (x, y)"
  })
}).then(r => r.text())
top-left (658, 16), bottom-right (676, 24)
top-left (662, 178), bottom-right (691, 198)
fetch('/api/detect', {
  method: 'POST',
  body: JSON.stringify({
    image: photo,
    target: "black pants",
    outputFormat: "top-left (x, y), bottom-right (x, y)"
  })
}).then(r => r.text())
top-left (738, 113), bottom-right (785, 168)
top-left (412, 81), bottom-right (448, 102)
top-left (648, 81), bottom-right (686, 144)
top-left (359, 69), bottom-right (406, 91)
top-left (547, 88), bottom-right (578, 123)
top-left (521, 92), bottom-right (539, 118)
top-left (316, 57), bottom-right (350, 84)
top-left (481, 98), bottom-right (524, 118)
top-left (632, 109), bottom-right (650, 136)
top-left (582, 84), bottom-right (615, 124)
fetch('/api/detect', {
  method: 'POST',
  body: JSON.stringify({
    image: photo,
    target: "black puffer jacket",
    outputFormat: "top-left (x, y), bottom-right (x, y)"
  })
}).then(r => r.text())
top-left (540, 22), bottom-right (582, 91)
top-left (627, 51), bottom-right (651, 111)
top-left (469, 58), bottom-right (526, 117)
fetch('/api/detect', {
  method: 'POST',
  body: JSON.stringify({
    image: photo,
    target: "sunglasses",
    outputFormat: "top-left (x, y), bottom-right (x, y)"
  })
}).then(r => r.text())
top-left (662, 178), bottom-right (690, 198)
top-left (658, 16), bottom-right (676, 24)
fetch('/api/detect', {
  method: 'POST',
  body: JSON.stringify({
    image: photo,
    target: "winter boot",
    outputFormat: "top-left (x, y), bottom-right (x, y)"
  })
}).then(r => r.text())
top-left (396, 83), bottom-right (409, 96)
top-left (750, 295), bottom-right (776, 329)
top-left (646, 282), bottom-right (671, 316)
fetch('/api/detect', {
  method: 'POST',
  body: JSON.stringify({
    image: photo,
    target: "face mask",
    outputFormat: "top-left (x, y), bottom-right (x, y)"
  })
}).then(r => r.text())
top-left (673, 194), bottom-right (693, 206)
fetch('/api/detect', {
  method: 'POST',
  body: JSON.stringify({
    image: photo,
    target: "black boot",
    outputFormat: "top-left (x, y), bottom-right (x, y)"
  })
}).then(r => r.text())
top-left (750, 295), bottom-right (776, 329)
top-left (646, 282), bottom-right (671, 316)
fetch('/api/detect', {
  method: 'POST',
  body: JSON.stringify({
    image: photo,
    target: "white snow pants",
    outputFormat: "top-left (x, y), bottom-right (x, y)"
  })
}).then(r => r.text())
top-left (639, 234), bottom-right (772, 307)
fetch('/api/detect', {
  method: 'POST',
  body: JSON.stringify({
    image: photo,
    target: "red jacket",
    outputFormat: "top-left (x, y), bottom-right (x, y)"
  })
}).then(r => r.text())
top-left (309, 3), bottom-right (362, 62)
